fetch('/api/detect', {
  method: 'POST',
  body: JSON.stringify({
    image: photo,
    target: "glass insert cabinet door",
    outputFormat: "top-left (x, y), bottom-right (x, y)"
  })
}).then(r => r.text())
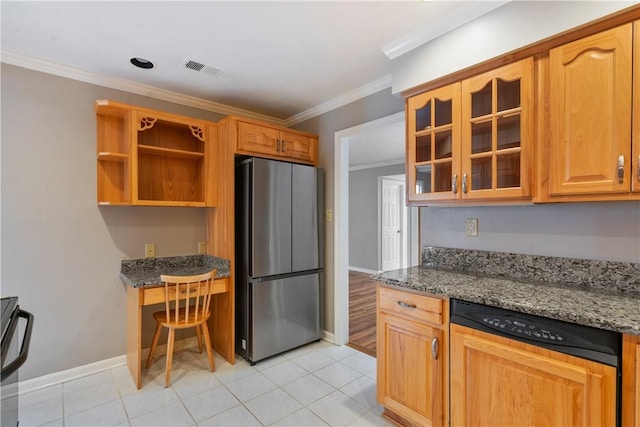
top-left (460, 58), bottom-right (533, 199)
top-left (407, 83), bottom-right (461, 202)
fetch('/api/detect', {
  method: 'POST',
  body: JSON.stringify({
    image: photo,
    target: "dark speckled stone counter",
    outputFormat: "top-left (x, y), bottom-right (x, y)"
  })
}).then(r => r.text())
top-left (120, 254), bottom-right (230, 288)
top-left (373, 247), bottom-right (640, 336)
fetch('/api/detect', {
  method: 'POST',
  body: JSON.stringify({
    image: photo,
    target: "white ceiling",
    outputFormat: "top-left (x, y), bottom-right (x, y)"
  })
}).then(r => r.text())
top-left (1, 1), bottom-right (507, 167)
top-left (348, 116), bottom-right (406, 169)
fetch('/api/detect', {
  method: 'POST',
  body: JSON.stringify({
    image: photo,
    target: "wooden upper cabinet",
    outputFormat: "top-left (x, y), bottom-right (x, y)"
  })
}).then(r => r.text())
top-left (548, 24), bottom-right (633, 197)
top-left (96, 104), bottom-right (132, 205)
top-left (406, 58), bottom-right (534, 205)
top-left (236, 120), bottom-right (317, 165)
top-left (280, 130), bottom-right (316, 164)
top-left (633, 20), bottom-right (640, 194)
top-left (237, 121), bottom-right (280, 157)
top-left (450, 324), bottom-right (617, 427)
top-left (407, 83), bottom-right (461, 203)
top-left (95, 100), bottom-right (214, 207)
top-left (461, 58), bottom-right (534, 200)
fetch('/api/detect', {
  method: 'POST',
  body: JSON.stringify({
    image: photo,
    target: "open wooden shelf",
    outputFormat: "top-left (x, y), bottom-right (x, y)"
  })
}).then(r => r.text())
top-left (137, 144), bottom-right (205, 159)
top-left (95, 100), bottom-right (214, 206)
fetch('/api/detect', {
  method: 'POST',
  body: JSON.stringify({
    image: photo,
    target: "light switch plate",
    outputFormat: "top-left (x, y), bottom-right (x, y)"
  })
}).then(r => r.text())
top-left (466, 218), bottom-right (478, 237)
top-left (326, 209), bottom-right (333, 222)
top-left (198, 241), bottom-right (206, 254)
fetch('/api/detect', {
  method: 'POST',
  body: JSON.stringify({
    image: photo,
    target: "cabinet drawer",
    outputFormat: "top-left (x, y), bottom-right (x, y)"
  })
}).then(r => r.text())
top-left (141, 278), bottom-right (229, 306)
top-left (378, 285), bottom-right (443, 326)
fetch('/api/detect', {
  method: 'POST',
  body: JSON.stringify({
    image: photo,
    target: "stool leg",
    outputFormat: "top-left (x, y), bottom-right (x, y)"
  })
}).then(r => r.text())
top-left (146, 322), bottom-right (162, 369)
top-left (201, 321), bottom-right (215, 372)
top-left (165, 328), bottom-right (175, 387)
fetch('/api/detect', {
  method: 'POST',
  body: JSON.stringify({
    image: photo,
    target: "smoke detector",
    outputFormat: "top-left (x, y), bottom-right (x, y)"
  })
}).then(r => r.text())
top-left (183, 58), bottom-right (221, 77)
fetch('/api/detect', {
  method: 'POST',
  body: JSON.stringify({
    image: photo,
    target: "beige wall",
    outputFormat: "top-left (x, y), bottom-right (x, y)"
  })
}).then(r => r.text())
top-left (1, 64), bottom-right (226, 380)
top-left (420, 203), bottom-right (640, 263)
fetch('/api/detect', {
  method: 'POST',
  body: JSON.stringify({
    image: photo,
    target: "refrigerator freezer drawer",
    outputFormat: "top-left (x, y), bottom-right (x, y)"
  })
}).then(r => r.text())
top-left (249, 272), bottom-right (321, 362)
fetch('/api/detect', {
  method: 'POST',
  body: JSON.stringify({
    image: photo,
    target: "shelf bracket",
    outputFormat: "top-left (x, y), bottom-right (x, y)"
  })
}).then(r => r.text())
top-left (190, 126), bottom-right (205, 142)
top-left (138, 116), bottom-right (157, 131)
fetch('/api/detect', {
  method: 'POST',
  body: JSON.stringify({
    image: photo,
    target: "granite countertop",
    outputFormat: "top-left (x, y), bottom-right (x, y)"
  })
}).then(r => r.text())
top-left (373, 247), bottom-right (640, 336)
top-left (374, 267), bottom-right (640, 335)
top-left (120, 254), bottom-right (230, 288)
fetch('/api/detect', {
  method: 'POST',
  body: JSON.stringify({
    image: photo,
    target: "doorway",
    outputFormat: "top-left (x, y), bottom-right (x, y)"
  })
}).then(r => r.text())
top-left (334, 111), bottom-right (418, 346)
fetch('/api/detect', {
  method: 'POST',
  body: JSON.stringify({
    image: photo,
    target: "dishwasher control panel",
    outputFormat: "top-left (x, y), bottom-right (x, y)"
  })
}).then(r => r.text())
top-left (481, 316), bottom-right (566, 342)
top-left (450, 298), bottom-right (621, 368)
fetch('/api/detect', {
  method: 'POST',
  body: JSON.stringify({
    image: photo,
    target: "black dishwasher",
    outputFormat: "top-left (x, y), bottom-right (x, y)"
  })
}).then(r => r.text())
top-left (450, 298), bottom-right (621, 425)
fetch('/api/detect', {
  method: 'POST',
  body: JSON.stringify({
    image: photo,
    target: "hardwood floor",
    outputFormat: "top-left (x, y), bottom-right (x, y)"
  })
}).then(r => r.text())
top-left (348, 270), bottom-right (377, 357)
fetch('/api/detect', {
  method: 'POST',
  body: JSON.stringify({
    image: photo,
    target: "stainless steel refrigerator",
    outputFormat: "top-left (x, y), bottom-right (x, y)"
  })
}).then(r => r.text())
top-left (235, 157), bottom-right (323, 363)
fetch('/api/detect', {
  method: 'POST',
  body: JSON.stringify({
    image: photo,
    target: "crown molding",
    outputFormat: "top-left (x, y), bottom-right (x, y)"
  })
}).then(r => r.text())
top-left (349, 158), bottom-right (405, 172)
top-left (381, 1), bottom-right (510, 60)
top-left (284, 74), bottom-right (393, 127)
top-left (1, 51), bottom-right (395, 128)
top-left (0, 51), bottom-right (287, 126)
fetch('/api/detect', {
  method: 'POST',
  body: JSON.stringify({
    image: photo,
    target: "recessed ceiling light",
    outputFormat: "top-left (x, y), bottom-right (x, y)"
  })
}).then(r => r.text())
top-left (130, 57), bottom-right (154, 69)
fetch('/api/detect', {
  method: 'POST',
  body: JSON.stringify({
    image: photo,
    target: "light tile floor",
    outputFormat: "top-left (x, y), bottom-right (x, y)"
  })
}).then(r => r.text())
top-left (19, 340), bottom-right (395, 427)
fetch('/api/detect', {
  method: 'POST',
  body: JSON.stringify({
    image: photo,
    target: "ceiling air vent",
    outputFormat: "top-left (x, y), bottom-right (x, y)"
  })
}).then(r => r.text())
top-left (183, 58), bottom-right (221, 77)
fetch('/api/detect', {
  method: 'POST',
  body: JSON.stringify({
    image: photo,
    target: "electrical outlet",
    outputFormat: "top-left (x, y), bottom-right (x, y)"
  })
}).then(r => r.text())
top-left (198, 241), bottom-right (206, 254)
top-left (326, 209), bottom-right (333, 222)
top-left (145, 243), bottom-right (156, 258)
top-left (466, 218), bottom-right (479, 237)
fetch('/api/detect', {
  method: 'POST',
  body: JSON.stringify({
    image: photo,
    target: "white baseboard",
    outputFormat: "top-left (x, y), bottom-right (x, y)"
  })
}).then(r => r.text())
top-left (322, 330), bottom-right (336, 344)
top-left (19, 336), bottom-right (200, 395)
top-left (19, 355), bottom-right (127, 395)
top-left (348, 266), bottom-right (379, 275)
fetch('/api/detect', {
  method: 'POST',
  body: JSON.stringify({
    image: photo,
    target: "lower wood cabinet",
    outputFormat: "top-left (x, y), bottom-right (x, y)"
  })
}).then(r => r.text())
top-left (450, 323), bottom-right (617, 426)
top-left (623, 334), bottom-right (640, 427)
top-left (376, 285), bottom-right (448, 427)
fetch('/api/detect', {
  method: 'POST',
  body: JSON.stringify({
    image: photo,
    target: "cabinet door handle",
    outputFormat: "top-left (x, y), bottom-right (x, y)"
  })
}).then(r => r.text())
top-left (452, 174), bottom-right (458, 194)
top-left (431, 337), bottom-right (439, 360)
top-left (462, 173), bottom-right (468, 193)
top-left (282, 140), bottom-right (286, 153)
top-left (617, 155), bottom-right (624, 184)
top-left (397, 301), bottom-right (417, 309)
top-left (276, 139), bottom-right (281, 152)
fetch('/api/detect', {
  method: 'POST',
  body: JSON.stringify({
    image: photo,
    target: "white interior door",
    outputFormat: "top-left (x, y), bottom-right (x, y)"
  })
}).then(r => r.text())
top-left (381, 178), bottom-right (402, 271)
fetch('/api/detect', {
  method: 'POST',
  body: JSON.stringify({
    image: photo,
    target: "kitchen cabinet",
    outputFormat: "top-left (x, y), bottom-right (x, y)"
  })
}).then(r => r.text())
top-left (450, 323), bottom-right (617, 426)
top-left (376, 285), bottom-right (448, 426)
top-left (406, 58), bottom-right (534, 204)
top-left (236, 119), bottom-right (317, 165)
top-left (547, 23), bottom-right (637, 200)
top-left (95, 100), bottom-right (214, 206)
top-left (461, 58), bottom-right (534, 200)
top-left (634, 20), bottom-right (640, 194)
top-left (407, 83), bottom-right (461, 203)
top-left (404, 7), bottom-right (640, 206)
top-left (622, 334), bottom-right (640, 427)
